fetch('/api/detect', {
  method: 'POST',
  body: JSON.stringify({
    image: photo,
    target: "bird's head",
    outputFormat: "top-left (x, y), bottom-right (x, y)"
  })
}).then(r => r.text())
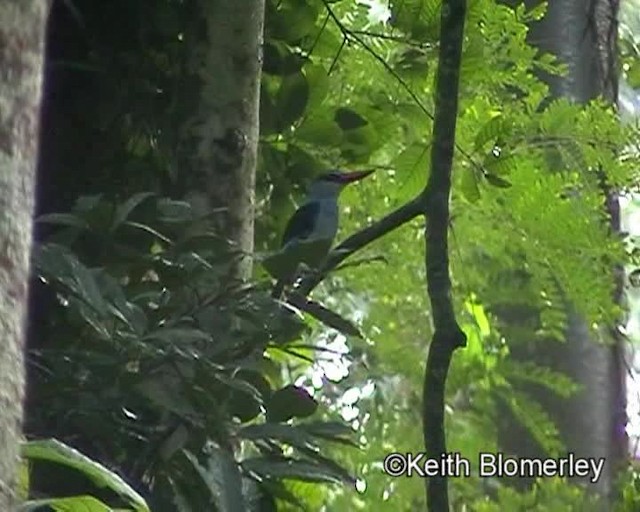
top-left (308, 169), bottom-right (374, 198)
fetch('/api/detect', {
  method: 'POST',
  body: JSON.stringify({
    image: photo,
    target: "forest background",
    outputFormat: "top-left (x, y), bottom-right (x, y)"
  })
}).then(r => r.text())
top-left (4, 0), bottom-right (640, 511)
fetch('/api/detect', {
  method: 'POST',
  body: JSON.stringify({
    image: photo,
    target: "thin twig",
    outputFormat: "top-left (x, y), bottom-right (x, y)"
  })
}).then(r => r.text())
top-left (320, 0), bottom-right (483, 176)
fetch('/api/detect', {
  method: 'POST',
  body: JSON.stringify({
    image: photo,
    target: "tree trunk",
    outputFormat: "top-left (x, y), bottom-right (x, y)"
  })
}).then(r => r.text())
top-left (498, 0), bottom-right (625, 504)
top-left (0, 1), bottom-right (48, 508)
top-left (178, 0), bottom-right (265, 282)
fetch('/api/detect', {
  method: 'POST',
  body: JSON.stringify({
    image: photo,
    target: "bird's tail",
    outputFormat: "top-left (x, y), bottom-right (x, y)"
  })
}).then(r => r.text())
top-left (271, 279), bottom-right (286, 299)
top-left (271, 264), bottom-right (300, 300)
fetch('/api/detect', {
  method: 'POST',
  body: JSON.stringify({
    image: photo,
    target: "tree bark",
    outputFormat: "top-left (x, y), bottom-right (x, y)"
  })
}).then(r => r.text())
top-left (498, 0), bottom-right (625, 505)
top-left (178, 0), bottom-right (265, 282)
top-left (0, 1), bottom-right (48, 508)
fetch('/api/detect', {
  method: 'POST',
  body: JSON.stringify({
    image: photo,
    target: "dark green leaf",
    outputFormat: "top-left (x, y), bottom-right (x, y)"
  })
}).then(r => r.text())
top-left (340, 126), bottom-right (377, 163)
top-left (242, 457), bottom-right (353, 484)
top-left (111, 192), bottom-right (156, 231)
top-left (266, 385), bottom-right (317, 423)
top-left (263, 41), bottom-right (306, 76)
top-left (334, 108), bottom-right (368, 130)
top-left (287, 294), bottom-right (362, 337)
top-left (484, 173), bottom-right (513, 188)
top-left (276, 72), bottom-right (309, 131)
top-left (21, 439), bottom-right (149, 512)
top-left (136, 372), bottom-right (200, 419)
top-left (143, 327), bottom-right (212, 345)
top-left (216, 373), bottom-right (265, 404)
top-left (239, 423), bottom-right (320, 451)
top-left (36, 213), bottom-right (89, 230)
top-left (269, 0), bottom-right (319, 41)
top-left (392, 47), bottom-right (430, 77)
top-left (19, 495), bottom-right (112, 512)
top-left (184, 447), bottom-right (245, 512)
top-left (157, 199), bottom-right (193, 223)
top-left (299, 421), bottom-right (358, 446)
top-left (35, 244), bottom-right (109, 321)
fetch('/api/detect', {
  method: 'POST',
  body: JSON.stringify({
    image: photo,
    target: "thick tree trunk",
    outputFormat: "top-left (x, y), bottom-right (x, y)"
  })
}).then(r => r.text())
top-left (0, 1), bottom-right (48, 508)
top-left (178, 0), bottom-right (265, 282)
top-left (498, 0), bottom-right (625, 505)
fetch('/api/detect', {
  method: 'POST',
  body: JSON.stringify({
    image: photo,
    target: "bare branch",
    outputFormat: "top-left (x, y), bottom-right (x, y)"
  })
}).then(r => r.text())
top-left (422, 0), bottom-right (468, 509)
top-left (297, 193), bottom-right (423, 294)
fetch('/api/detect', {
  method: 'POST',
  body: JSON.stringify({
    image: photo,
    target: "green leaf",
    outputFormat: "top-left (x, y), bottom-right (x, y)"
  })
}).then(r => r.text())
top-left (287, 295), bottom-right (363, 338)
top-left (501, 361), bottom-right (579, 398)
top-left (266, 385), bottom-right (318, 422)
top-left (389, 0), bottom-right (440, 40)
top-left (276, 71), bottom-right (309, 131)
top-left (296, 114), bottom-right (342, 146)
top-left (239, 423), bottom-right (321, 451)
top-left (136, 371), bottom-right (200, 419)
top-left (474, 115), bottom-right (505, 151)
top-left (242, 457), bottom-right (353, 484)
top-left (270, 0), bottom-right (319, 41)
top-left (143, 327), bottom-right (213, 345)
top-left (626, 59), bottom-right (640, 89)
top-left (340, 126), bottom-right (377, 164)
top-left (72, 195), bottom-right (114, 231)
top-left (122, 221), bottom-right (173, 244)
top-left (110, 192), bottom-right (156, 231)
top-left (36, 213), bottom-right (89, 230)
top-left (184, 447), bottom-right (245, 512)
top-left (393, 144), bottom-right (429, 199)
top-left (299, 421), bottom-right (357, 446)
top-left (157, 199), bottom-right (193, 223)
top-left (499, 389), bottom-right (564, 457)
top-left (484, 173), bottom-right (513, 188)
top-left (263, 40), bottom-right (306, 76)
top-left (216, 372), bottom-right (262, 400)
top-left (21, 439), bottom-right (149, 512)
top-left (35, 244), bottom-right (109, 321)
top-left (286, 144), bottom-right (325, 177)
top-left (334, 108), bottom-right (368, 130)
top-left (392, 47), bottom-right (431, 78)
top-left (303, 63), bottom-right (330, 110)
top-left (459, 168), bottom-right (481, 202)
top-left (19, 495), bottom-right (113, 512)
top-left (482, 151), bottom-right (517, 176)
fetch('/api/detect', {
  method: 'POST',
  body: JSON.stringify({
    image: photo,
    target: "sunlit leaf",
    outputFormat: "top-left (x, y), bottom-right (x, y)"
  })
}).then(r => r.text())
top-left (21, 439), bottom-right (149, 512)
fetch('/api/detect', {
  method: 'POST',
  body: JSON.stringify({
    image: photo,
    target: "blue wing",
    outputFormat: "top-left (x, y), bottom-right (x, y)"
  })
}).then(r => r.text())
top-left (281, 202), bottom-right (319, 247)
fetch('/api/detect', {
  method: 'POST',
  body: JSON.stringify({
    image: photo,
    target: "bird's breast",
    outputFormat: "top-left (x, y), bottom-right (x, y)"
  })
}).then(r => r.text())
top-left (312, 199), bottom-right (339, 241)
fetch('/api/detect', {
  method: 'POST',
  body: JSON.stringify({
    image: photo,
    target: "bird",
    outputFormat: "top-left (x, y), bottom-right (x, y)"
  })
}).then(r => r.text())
top-left (271, 169), bottom-right (374, 299)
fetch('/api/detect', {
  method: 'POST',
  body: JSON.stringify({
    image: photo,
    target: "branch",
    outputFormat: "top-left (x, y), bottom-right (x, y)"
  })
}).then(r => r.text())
top-left (422, 0), bottom-right (468, 510)
top-left (307, 6), bottom-right (468, 509)
top-left (297, 194), bottom-right (423, 295)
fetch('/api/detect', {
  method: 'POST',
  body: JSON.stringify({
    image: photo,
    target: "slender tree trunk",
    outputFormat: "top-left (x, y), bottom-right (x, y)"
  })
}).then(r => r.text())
top-left (0, 1), bottom-right (48, 508)
top-left (178, 0), bottom-right (265, 281)
top-left (498, 0), bottom-right (625, 505)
